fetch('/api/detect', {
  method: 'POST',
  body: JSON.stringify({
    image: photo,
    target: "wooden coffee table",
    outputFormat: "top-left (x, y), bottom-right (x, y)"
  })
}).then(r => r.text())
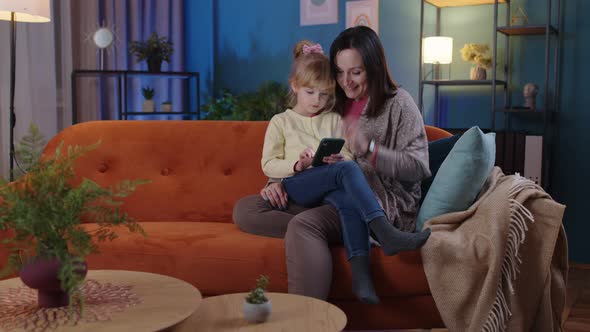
top-left (0, 270), bottom-right (201, 332)
top-left (171, 292), bottom-right (347, 332)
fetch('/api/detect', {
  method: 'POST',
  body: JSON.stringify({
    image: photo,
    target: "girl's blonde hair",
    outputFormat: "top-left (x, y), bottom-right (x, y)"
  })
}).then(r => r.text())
top-left (287, 40), bottom-right (335, 111)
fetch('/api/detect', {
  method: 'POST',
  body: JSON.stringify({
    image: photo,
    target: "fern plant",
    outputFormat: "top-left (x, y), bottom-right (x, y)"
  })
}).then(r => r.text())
top-left (245, 275), bottom-right (270, 304)
top-left (14, 123), bottom-right (47, 178)
top-left (0, 141), bottom-right (149, 308)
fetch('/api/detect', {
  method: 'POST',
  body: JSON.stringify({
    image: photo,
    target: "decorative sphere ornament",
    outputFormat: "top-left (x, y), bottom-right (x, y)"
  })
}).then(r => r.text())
top-left (93, 27), bottom-right (114, 49)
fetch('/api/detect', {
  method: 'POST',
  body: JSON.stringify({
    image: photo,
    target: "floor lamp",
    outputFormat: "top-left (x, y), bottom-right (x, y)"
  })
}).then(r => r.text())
top-left (0, 0), bottom-right (51, 181)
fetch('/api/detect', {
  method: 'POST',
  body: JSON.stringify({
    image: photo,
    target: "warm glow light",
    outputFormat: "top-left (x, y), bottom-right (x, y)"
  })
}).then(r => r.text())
top-left (0, 0), bottom-right (51, 23)
top-left (423, 36), bottom-right (453, 64)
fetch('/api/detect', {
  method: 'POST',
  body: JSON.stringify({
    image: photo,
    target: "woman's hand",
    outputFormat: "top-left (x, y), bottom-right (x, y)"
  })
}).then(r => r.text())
top-left (260, 182), bottom-right (288, 209)
top-left (323, 153), bottom-right (346, 164)
top-left (345, 124), bottom-right (370, 157)
top-left (295, 148), bottom-right (315, 172)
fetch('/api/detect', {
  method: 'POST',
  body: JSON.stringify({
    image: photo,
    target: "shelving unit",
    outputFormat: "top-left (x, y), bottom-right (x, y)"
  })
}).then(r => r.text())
top-left (418, 0), bottom-right (561, 190)
top-left (418, 0), bottom-right (509, 129)
top-left (492, 0), bottom-right (561, 190)
top-left (71, 70), bottom-right (200, 124)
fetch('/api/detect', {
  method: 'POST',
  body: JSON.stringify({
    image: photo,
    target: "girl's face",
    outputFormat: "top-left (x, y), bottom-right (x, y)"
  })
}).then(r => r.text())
top-left (334, 48), bottom-right (368, 100)
top-left (292, 84), bottom-right (331, 116)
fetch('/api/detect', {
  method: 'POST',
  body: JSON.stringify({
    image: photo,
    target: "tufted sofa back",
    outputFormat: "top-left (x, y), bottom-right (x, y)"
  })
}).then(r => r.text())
top-left (44, 121), bottom-right (450, 224)
top-left (44, 121), bottom-right (269, 224)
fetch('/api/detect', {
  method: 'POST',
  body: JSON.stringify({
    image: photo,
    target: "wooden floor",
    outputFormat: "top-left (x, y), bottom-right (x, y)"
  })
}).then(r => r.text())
top-left (563, 264), bottom-right (590, 332)
top-left (364, 264), bottom-right (590, 332)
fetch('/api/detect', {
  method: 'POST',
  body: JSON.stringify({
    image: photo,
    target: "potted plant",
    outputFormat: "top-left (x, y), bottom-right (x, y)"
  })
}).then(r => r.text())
top-left (141, 86), bottom-right (155, 112)
top-left (161, 101), bottom-right (172, 113)
top-left (242, 275), bottom-right (271, 323)
top-left (0, 141), bottom-right (149, 309)
top-left (128, 32), bottom-right (174, 72)
top-left (460, 43), bottom-right (493, 80)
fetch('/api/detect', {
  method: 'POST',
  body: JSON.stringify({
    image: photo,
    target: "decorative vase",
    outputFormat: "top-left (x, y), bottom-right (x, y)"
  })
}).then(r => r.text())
top-left (142, 100), bottom-right (155, 112)
top-left (19, 257), bottom-right (88, 308)
top-left (242, 300), bottom-right (272, 323)
top-left (470, 66), bottom-right (487, 80)
top-left (147, 58), bottom-right (162, 73)
top-left (161, 103), bottom-right (172, 112)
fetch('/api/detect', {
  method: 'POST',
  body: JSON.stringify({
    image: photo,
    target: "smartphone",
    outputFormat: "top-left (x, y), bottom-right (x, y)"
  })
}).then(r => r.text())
top-left (311, 138), bottom-right (345, 167)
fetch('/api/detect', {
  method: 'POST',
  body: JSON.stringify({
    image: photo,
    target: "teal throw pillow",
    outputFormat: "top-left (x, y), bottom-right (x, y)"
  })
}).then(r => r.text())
top-left (420, 134), bottom-right (462, 205)
top-left (416, 126), bottom-right (496, 230)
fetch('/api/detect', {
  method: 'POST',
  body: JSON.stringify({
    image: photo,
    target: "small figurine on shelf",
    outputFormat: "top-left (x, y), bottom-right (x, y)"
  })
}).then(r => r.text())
top-left (511, 2), bottom-right (529, 26)
top-left (141, 86), bottom-right (155, 113)
top-left (523, 83), bottom-right (539, 110)
top-left (161, 101), bottom-right (172, 113)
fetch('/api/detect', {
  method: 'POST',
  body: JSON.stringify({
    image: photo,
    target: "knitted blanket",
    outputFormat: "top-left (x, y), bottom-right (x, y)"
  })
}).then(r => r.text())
top-left (421, 167), bottom-right (568, 331)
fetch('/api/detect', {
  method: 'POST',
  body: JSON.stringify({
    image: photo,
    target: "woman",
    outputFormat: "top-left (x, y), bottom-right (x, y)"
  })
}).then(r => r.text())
top-left (233, 26), bottom-right (430, 300)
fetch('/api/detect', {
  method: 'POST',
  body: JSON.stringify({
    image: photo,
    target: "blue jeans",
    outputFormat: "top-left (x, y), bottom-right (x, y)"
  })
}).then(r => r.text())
top-left (282, 161), bottom-right (384, 259)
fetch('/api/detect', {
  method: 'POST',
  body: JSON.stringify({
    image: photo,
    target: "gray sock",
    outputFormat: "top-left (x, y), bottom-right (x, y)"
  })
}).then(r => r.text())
top-left (368, 216), bottom-right (431, 256)
top-left (349, 255), bottom-right (380, 304)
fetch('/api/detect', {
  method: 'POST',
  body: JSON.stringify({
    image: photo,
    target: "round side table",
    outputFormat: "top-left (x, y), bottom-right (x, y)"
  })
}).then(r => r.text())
top-left (172, 292), bottom-right (347, 332)
top-left (0, 270), bottom-right (201, 332)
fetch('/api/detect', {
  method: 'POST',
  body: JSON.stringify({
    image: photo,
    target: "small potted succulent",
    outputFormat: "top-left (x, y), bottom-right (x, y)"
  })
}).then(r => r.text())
top-left (128, 32), bottom-right (174, 72)
top-left (242, 275), bottom-right (271, 323)
top-left (161, 101), bottom-right (172, 113)
top-left (141, 86), bottom-right (155, 112)
top-left (460, 43), bottom-right (493, 80)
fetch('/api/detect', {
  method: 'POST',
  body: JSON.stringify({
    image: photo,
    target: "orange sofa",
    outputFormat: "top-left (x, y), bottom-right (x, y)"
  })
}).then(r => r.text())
top-left (2, 120), bottom-right (450, 330)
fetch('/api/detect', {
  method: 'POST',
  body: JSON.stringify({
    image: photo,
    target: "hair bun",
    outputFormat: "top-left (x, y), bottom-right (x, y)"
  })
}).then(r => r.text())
top-left (293, 40), bottom-right (316, 59)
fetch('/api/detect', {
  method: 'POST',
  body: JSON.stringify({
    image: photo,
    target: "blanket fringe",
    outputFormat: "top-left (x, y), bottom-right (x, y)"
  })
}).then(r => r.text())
top-left (482, 176), bottom-right (536, 332)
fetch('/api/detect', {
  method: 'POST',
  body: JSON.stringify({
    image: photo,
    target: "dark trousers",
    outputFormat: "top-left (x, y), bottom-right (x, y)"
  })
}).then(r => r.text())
top-left (282, 161), bottom-right (383, 259)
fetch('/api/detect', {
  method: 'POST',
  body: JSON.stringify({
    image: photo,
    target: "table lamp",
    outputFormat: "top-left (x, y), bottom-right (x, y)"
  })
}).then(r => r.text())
top-left (0, 0), bottom-right (51, 180)
top-left (423, 36), bottom-right (453, 80)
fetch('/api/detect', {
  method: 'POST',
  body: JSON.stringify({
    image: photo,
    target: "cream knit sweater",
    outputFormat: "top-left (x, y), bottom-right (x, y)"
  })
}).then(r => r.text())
top-left (261, 109), bottom-right (353, 179)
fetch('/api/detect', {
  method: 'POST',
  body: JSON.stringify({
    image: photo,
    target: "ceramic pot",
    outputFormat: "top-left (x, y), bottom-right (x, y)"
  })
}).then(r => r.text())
top-left (142, 100), bottom-right (155, 112)
top-left (470, 66), bottom-right (487, 80)
top-left (242, 300), bottom-right (272, 323)
top-left (161, 103), bottom-right (172, 112)
top-left (147, 58), bottom-right (162, 73)
top-left (20, 257), bottom-right (87, 308)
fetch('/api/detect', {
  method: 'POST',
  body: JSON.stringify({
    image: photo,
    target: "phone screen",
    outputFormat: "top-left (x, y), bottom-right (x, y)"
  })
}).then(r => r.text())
top-left (311, 138), bottom-right (345, 167)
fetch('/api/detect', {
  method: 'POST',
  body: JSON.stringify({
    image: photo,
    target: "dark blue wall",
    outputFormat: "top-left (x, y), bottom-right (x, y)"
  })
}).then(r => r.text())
top-left (185, 0), bottom-right (590, 263)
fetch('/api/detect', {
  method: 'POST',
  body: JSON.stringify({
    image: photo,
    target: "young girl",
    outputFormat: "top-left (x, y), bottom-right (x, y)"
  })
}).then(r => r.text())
top-left (261, 40), bottom-right (430, 304)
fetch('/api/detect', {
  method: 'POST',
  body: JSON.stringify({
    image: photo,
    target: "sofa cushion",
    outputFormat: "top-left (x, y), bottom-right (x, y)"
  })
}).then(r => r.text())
top-left (83, 221), bottom-right (430, 299)
top-left (416, 126), bottom-right (495, 230)
top-left (420, 134), bottom-right (462, 204)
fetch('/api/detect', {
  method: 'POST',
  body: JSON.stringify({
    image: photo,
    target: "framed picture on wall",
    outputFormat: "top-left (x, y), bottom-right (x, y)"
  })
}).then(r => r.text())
top-left (300, 0), bottom-right (338, 26)
top-left (346, 0), bottom-right (379, 34)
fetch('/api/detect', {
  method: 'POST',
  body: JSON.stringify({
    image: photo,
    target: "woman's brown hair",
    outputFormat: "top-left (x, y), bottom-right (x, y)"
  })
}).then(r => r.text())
top-left (329, 26), bottom-right (398, 118)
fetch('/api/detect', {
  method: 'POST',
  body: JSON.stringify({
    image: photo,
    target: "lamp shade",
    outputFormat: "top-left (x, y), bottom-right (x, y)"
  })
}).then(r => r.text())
top-left (423, 36), bottom-right (453, 64)
top-left (0, 0), bottom-right (51, 22)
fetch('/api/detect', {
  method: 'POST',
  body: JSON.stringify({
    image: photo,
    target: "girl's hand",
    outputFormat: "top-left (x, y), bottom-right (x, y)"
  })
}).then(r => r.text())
top-left (323, 153), bottom-right (345, 164)
top-left (295, 148), bottom-right (315, 172)
top-left (345, 124), bottom-right (370, 157)
top-left (260, 182), bottom-right (288, 209)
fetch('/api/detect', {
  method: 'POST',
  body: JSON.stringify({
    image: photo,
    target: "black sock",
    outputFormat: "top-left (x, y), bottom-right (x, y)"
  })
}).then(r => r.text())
top-left (349, 255), bottom-right (380, 304)
top-left (368, 216), bottom-right (431, 256)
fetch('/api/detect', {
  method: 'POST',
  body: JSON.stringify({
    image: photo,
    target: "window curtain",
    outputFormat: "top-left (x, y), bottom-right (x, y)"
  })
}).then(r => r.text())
top-left (0, 3), bottom-right (60, 178)
top-left (71, 0), bottom-right (185, 122)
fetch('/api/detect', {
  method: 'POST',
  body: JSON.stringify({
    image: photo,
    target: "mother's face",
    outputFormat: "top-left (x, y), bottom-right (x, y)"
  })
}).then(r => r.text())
top-left (335, 48), bottom-right (368, 101)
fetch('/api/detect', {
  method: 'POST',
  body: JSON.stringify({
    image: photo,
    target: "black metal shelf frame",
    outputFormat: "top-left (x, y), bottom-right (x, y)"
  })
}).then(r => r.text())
top-left (71, 70), bottom-right (200, 124)
top-left (418, 0), bottom-right (562, 190)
